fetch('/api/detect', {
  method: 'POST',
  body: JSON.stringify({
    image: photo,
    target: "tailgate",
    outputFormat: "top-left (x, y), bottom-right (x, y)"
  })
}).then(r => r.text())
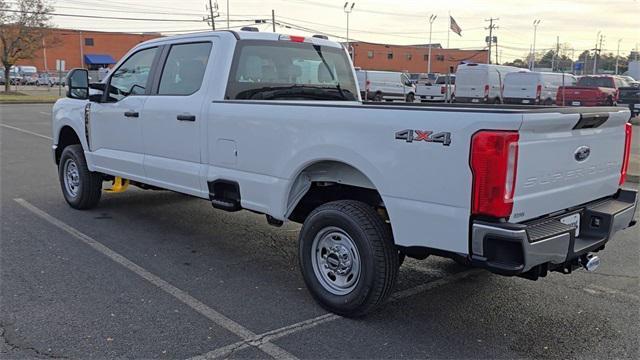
top-left (504, 85), bottom-right (534, 99)
top-left (560, 87), bottom-right (601, 101)
top-left (510, 108), bottom-right (629, 223)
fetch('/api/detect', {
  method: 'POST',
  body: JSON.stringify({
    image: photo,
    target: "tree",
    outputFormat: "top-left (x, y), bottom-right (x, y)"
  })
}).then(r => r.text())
top-left (0, 0), bottom-right (53, 92)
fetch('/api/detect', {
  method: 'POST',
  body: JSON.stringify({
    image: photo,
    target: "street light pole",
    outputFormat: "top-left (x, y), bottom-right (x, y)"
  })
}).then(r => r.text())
top-left (344, 2), bottom-right (355, 60)
top-left (531, 19), bottom-right (541, 71)
top-left (592, 31), bottom-right (601, 74)
top-left (615, 38), bottom-right (622, 75)
top-left (227, 0), bottom-right (230, 29)
top-left (427, 14), bottom-right (436, 74)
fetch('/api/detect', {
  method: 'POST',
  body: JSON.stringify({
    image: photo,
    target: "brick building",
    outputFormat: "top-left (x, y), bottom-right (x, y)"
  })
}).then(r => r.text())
top-left (16, 28), bottom-right (161, 72)
top-left (350, 42), bottom-right (489, 73)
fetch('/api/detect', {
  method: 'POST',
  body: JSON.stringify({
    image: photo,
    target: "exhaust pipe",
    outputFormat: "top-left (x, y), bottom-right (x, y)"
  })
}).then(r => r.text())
top-left (579, 254), bottom-right (601, 272)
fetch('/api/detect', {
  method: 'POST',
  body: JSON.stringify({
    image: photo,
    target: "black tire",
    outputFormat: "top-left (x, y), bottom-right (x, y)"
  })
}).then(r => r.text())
top-left (298, 200), bottom-right (399, 317)
top-left (58, 144), bottom-right (103, 209)
top-left (406, 93), bottom-right (415, 103)
top-left (373, 92), bottom-right (383, 102)
top-left (543, 98), bottom-right (554, 106)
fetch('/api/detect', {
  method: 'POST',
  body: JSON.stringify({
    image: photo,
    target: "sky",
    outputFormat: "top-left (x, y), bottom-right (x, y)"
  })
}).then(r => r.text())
top-left (33, 0), bottom-right (640, 61)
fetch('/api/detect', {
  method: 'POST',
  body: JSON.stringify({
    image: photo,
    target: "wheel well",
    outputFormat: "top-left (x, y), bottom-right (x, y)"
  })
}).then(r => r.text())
top-left (287, 161), bottom-right (385, 224)
top-left (55, 126), bottom-right (81, 164)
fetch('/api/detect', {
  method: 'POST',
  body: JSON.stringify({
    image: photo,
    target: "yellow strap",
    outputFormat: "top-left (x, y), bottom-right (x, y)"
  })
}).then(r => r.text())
top-left (105, 177), bottom-right (129, 193)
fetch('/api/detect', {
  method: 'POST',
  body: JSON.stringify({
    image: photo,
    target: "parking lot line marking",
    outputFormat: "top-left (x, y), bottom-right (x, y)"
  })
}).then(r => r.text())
top-left (193, 268), bottom-right (484, 359)
top-left (1, 124), bottom-right (52, 140)
top-left (14, 198), bottom-right (298, 360)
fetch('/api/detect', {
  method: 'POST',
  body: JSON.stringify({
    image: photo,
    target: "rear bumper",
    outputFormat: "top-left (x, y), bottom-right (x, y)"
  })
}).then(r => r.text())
top-left (455, 97), bottom-right (488, 104)
top-left (503, 97), bottom-right (540, 105)
top-left (470, 189), bottom-right (637, 277)
top-left (419, 95), bottom-right (446, 102)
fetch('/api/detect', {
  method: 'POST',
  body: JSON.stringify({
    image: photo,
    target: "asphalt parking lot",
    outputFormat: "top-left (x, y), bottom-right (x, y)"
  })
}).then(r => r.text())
top-left (1, 103), bottom-right (638, 359)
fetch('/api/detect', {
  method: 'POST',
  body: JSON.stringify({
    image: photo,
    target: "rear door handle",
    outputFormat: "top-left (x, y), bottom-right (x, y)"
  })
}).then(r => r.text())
top-left (124, 111), bottom-right (139, 118)
top-left (177, 114), bottom-right (196, 122)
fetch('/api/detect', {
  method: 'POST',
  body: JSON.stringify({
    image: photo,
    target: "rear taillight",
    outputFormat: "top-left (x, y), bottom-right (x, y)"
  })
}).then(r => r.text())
top-left (536, 84), bottom-right (542, 101)
top-left (470, 131), bottom-right (520, 218)
top-left (366, 80), bottom-right (371, 91)
top-left (483, 84), bottom-right (490, 98)
top-left (619, 123), bottom-right (633, 185)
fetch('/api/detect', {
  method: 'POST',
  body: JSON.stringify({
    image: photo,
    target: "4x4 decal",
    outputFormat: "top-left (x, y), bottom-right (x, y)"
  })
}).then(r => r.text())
top-left (395, 130), bottom-right (451, 146)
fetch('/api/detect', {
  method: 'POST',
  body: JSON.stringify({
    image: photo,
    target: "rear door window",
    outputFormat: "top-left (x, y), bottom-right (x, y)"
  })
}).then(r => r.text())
top-left (226, 40), bottom-right (358, 101)
top-left (158, 42), bottom-right (212, 96)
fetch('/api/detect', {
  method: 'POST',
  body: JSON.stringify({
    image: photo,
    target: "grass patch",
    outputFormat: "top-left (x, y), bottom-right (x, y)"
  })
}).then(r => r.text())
top-left (0, 91), bottom-right (61, 103)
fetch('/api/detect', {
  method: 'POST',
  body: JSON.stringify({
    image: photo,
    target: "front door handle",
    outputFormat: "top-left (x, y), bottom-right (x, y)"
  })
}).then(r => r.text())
top-left (124, 111), bottom-right (139, 118)
top-left (177, 114), bottom-right (196, 122)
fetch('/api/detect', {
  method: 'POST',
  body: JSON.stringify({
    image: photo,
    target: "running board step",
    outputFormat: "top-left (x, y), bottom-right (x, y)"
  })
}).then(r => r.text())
top-left (210, 198), bottom-right (241, 212)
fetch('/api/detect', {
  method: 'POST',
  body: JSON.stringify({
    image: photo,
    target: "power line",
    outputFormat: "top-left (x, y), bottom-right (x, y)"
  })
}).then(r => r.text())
top-left (0, 8), bottom-right (264, 23)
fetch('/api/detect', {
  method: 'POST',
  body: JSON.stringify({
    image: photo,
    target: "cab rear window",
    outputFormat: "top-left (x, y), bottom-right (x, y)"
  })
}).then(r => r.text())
top-left (226, 40), bottom-right (358, 101)
top-left (577, 77), bottom-right (614, 88)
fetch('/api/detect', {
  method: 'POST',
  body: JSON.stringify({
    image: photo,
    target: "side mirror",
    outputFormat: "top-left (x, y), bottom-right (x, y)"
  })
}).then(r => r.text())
top-left (66, 68), bottom-right (89, 100)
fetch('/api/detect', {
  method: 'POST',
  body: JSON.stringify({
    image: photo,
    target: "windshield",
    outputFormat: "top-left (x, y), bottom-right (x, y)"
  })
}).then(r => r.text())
top-left (576, 77), bottom-right (614, 88)
top-left (226, 40), bottom-right (358, 101)
top-left (435, 76), bottom-right (455, 85)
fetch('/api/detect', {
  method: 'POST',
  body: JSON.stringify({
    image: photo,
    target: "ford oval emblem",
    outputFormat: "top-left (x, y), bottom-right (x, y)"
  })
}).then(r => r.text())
top-left (574, 146), bottom-right (591, 162)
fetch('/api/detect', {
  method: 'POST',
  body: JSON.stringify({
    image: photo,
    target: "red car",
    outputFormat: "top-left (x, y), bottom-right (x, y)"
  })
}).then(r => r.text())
top-left (556, 75), bottom-right (626, 106)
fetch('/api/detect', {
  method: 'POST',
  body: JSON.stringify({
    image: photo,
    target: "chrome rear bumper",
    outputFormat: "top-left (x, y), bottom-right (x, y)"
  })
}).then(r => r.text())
top-left (470, 189), bottom-right (637, 278)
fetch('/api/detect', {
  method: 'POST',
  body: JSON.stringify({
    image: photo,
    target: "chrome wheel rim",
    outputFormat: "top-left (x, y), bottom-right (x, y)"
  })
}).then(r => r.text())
top-left (63, 158), bottom-right (80, 198)
top-left (311, 226), bottom-right (361, 295)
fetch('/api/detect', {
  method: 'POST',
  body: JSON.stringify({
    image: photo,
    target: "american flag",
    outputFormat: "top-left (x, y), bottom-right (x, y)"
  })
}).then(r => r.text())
top-left (450, 16), bottom-right (462, 36)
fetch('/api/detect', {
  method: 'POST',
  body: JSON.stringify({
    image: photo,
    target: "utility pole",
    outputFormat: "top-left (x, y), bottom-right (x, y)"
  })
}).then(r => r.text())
top-left (531, 19), bottom-right (541, 70)
top-left (552, 36), bottom-right (559, 71)
top-left (344, 2), bottom-right (355, 60)
top-left (485, 17), bottom-right (499, 65)
top-left (615, 38), bottom-right (622, 75)
top-left (272, 9), bottom-right (276, 32)
top-left (592, 31), bottom-right (601, 74)
top-left (226, 0), bottom-right (230, 29)
top-left (205, 0), bottom-right (219, 31)
top-left (495, 36), bottom-right (499, 64)
top-left (428, 14), bottom-right (437, 73)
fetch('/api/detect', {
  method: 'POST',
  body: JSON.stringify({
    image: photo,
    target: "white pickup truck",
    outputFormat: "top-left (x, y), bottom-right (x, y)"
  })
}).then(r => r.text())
top-left (52, 30), bottom-right (637, 317)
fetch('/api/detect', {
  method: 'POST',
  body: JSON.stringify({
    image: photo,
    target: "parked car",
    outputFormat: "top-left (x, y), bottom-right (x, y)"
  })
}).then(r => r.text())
top-left (16, 65), bottom-right (38, 85)
top-left (53, 30), bottom-right (636, 317)
top-left (416, 74), bottom-right (455, 102)
top-left (356, 69), bottom-right (416, 102)
top-left (454, 63), bottom-right (524, 104)
top-left (556, 75), bottom-right (625, 106)
top-left (618, 81), bottom-right (640, 117)
top-left (0, 71), bottom-right (5, 85)
top-left (503, 71), bottom-right (576, 105)
top-left (8, 67), bottom-right (23, 85)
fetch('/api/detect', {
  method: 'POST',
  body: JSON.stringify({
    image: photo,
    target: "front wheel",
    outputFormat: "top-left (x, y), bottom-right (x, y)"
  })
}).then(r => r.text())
top-left (299, 200), bottom-right (399, 317)
top-left (58, 144), bottom-right (103, 209)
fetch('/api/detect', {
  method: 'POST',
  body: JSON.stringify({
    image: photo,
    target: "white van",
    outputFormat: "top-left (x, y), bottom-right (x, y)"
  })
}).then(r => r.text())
top-left (356, 70), bottom-right (416, 102)
top-left (503, 71), bottom-right (577, 105)
top-left (454, 63), bottom-right (523, 104)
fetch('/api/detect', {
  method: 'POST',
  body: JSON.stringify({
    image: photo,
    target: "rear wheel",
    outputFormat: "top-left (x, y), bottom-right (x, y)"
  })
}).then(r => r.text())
top-left (58, 144), bottom-right (103, 209)
top-left (299, 200), bottom-right (399, 317)
top-left (544, 98), bottom-right (554, 106)
top-left (373, 92), bottom-right (383, 102)
top-left (406, 93), bottom-right (415, 103)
